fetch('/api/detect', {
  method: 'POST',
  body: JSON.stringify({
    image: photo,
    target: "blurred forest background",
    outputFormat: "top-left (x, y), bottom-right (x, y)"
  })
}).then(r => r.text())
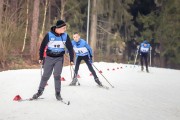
top-left (0, 0), bottom-right (179, 71)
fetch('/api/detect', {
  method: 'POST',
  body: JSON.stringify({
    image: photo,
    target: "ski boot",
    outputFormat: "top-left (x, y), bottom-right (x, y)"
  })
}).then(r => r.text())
top-left (146, 68), bottom-right (149, 73)
top-left (141, 66), bottom-right (144, 71)
top-left (95, 78), bottom-right (103, 86)
top-left (69, 77), bottom-right (78, 86)
top-left (32, 90), bottom-right (43, 99)
top-left (56, 92), bottom-right (62, 101)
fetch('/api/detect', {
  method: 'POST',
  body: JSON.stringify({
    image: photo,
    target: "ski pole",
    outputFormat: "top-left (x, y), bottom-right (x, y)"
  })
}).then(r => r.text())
top-left (70, 65), bottom-right (73, 80)
top-left (150, 47), bottom-right (152, 67)
top-left (134, 47), bottom-right (139, 66)
top-left (40, 64), bottom-right (43, 78)
top-left (70, 65), bottom-right (80, 86)
top-left (64, 53), bottom-right (80, 86)
top-left (92, 63), bottom-right (114, 88)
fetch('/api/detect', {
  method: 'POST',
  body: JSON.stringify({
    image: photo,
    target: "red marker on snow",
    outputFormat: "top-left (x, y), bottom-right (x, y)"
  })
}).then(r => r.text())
top-left (77, 74), bottom-right (80, 78)
top-left (13, 95), bottom-right (22, 101)
top-left (61, 77), bottom-right (65, 81)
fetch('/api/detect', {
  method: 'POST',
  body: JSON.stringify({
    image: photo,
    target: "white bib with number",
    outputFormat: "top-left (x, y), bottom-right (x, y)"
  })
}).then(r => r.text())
top-left (74, 47), bottom-right (88, 54)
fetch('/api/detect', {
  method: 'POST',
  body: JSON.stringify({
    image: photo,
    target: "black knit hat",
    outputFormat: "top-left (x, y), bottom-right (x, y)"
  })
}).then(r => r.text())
top-left (56, 20), bottom-right (66, 28)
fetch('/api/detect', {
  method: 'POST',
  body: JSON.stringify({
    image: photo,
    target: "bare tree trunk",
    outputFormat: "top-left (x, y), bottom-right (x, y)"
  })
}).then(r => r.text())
top-left (90, 0), bottom-right (97, 57)
top-left (60, 0), bottom-right (66, 20)
top-left (10, 0), bottom-right (18, 26)
top-left (0, 0), bottom-right (3, 26)
top-left (106, 1), bottom-right (113, 60)
top-left (30, 0), bottom-right (40, 61)
top-left (36, 0), bottom-right (49, 58)
top-left (0, 0), bottom-right (3, 67)
top-left (40, 0), bottom-right (49, 36)
top-left (105, 18), bottom-right (112, 61)
top-left (22, 0), bottom-right (29, 52)
top-left (48, 0), bottom-right (51, 27)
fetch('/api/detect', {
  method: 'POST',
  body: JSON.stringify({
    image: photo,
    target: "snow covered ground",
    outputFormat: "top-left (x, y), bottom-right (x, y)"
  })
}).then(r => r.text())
top-left (0, 62), bottom-right (180, 120)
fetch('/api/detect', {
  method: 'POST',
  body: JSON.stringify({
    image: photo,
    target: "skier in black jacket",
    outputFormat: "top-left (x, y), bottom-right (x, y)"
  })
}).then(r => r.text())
top-left (32, 20), bottom-right (74, 100)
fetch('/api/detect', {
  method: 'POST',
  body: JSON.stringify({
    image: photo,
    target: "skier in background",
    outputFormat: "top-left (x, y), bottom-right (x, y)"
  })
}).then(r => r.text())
top-left (138, 39), bottom-right (151, 72)
top-left (69, 32), bottom-right (102, 86)
top-left (127, 36), bottom-right (138, 62)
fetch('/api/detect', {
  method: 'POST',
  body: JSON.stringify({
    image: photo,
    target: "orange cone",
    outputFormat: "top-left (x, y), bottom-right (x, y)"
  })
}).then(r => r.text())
top-left (13, 95), bottom-right (22, 101)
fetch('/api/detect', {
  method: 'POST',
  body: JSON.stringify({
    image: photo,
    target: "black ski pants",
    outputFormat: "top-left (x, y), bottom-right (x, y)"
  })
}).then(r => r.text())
top-left (74, 55), bottom-right (98, 79)
top-left (140, 53), bottom-right (149, 70)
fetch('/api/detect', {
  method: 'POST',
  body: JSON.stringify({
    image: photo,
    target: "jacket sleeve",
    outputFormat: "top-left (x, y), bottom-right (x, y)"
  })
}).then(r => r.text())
top-left (65, 35), bottom-right (74, 62)
top-left (85, 41), bottom-right (93, 57)
top-left (39, 33), bottom-right (49, 60)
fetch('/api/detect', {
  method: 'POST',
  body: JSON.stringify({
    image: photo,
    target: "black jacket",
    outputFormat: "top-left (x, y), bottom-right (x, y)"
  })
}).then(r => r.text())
top-left (39, 26), bottom-right (74, 62)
